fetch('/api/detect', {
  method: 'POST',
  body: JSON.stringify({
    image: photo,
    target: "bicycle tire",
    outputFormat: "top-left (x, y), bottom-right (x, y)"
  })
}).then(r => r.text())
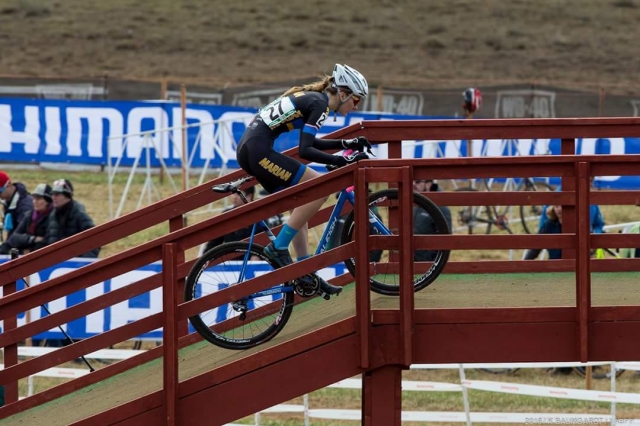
top-left (340, 189), bottom-right (450, 296)
top-left (185, 242), bottom-right (294, 350)
top-left (519, 181), bottom-right (555, 234)
top-left (573, 365), bottom-right (624, 379)
top-left (455, 187), bottom-right (494, 234)
top-left (478, 368), bottom-right (521, 375)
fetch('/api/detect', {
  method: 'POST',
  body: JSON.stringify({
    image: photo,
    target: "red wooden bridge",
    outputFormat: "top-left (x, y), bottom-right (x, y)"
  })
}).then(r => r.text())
top-left (1, 117), bottom-right (640, 425)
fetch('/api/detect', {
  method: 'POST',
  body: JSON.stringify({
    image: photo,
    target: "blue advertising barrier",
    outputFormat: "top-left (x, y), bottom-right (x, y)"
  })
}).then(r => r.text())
top-left (0, 256), bottom-right (348, 341)
top-left (1, 97), bottom-right (639, 188)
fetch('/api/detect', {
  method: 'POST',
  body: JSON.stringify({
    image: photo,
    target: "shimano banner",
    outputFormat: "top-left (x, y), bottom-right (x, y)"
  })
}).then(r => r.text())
top-left (0, 98), bottom-right (256, 168)
top-left (1, 98), bottom-right (640, 187)
top-left (0, 256), bottom-right (348, 341)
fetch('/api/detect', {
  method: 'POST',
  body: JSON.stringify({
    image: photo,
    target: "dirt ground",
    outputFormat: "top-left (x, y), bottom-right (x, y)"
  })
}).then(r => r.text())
top-left (1, 0), bottom-right (639, 94)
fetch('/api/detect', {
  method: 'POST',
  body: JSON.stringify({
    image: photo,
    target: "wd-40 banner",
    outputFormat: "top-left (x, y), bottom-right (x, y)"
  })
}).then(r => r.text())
top-left (0, 256), bottom-right (348, 341)
top-left (2, 98), bottom-right (640, 188)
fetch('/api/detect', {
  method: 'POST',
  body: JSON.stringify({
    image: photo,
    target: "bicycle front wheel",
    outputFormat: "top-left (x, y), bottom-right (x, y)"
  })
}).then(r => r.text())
top-left (184, 242), bottom-right (294, 350)
top-left (340, 189), bottom-right (450, 296)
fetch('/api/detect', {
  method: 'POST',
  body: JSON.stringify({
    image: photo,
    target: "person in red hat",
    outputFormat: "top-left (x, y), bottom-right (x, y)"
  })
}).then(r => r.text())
top-left (0, 171), bottom-right (34, 242)
top-left (0, 184), bottom-right (53, 255)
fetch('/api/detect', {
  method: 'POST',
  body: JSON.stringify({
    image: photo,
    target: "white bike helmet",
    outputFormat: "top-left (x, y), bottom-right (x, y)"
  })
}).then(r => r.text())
top-left (332, 64), bottom-right (368, 98)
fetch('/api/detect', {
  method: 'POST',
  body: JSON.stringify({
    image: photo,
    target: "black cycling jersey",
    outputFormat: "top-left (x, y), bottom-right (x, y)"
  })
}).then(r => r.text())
top-left (237, 91), bottom-right (345, 193)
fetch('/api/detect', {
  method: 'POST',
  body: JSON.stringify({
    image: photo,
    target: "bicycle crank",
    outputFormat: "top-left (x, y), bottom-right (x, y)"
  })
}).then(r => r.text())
top-left (294, 275), bottom-right (320, 298)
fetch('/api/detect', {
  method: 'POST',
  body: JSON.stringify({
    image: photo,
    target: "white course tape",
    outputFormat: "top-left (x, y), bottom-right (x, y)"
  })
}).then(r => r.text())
top-left (616, 362), bottom-right (640, 371)
top-left (328, 378), bottom-right (462, 392)
top-left (464, 379), bottom-right (640, 404)
top-left (307, 409), bottom-right (615, 422)
top-left (17, 346), bottom-right (145, 360)
top-left (0, 364), bottom-right (89, 379)
top-left (411, 361), bottom-right (612, 370)
top-left (260, 404), bottom-right (305, 413)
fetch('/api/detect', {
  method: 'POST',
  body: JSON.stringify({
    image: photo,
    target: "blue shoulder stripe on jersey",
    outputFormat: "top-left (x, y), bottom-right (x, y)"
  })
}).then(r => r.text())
top-left (302, 124), bottom-right (318, 136)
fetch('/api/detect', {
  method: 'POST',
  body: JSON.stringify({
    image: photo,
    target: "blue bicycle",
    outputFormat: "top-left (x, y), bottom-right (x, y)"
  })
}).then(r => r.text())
top-left (185, 172), bottom-right (451, 350)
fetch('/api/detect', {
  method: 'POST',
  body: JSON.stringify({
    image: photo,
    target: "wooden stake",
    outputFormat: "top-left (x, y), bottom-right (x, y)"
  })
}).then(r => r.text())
top-left (180, 84), bottom-right (187, 192)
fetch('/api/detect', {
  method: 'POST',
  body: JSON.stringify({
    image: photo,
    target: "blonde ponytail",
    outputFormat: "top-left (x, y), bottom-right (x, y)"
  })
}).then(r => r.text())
top-left (282, 75), bottom-right (332, 97)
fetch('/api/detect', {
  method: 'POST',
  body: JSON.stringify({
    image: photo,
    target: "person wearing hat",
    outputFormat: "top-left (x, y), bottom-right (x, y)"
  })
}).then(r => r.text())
top-left (44, 178), bottom-right (100, 258)
top-left (0, 184), bottom-right (53, 255)
top-left (0, 171), bottom-right (34, 241)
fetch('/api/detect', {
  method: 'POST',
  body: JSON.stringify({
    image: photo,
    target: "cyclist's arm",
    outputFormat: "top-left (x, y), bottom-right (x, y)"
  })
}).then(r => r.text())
top-left (299, 132), bottom-right (343, 165)
top-left (298, 100), bottom-right (343, 165)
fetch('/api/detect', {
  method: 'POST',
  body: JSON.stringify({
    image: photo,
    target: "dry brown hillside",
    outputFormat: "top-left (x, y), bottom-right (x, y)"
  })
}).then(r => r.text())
top-left (0, 0), bottom-right (639, 93)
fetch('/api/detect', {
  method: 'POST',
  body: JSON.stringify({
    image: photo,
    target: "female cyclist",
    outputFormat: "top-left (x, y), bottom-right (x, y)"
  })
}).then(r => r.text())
top-left (236, 63), bottom-right (370, 297)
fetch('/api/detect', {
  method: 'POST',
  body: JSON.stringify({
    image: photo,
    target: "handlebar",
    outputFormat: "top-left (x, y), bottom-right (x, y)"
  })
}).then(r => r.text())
top-left (326, 146), bottom-right (375, 172)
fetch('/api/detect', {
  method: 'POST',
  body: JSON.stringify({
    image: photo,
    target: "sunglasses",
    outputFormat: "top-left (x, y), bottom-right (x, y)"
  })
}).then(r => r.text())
top-left (0, 183), bottom-right (7, 194)
top-left (351, 95), bottom-right (361, 107)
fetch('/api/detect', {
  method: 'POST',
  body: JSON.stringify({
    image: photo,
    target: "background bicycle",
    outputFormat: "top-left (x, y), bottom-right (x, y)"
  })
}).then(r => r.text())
top-left (184, 169), bottom-right (451, 350)
top-left (455, 177), bottom-right (555, 235)
top-left (478, 365), bottom-right (624, 379)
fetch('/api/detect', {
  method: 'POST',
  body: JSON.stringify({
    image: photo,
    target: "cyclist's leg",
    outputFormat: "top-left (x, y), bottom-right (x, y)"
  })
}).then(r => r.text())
top-left (289, 167), bottom-right (326, 257)
top-left (280, 167), bottom-right (340, 295)
top-left (238, 140), bottom-right (340, 297)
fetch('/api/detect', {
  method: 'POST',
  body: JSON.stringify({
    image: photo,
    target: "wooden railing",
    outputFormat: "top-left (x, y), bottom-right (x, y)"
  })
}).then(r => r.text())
top-left (0, 117), bottom-right (639, 421)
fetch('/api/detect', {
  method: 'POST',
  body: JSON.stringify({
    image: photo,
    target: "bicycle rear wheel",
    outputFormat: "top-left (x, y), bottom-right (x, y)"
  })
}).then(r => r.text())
top-left (519, 181), bottom-right (555, 234)
top-left (455, 187), bottom-right (495, 234)
top-left (340, 189), bottom-right (450, 296)
top-left (184, 242), bottom-right (294, 350)
top-left (573, 365), bottom-right (624, 379)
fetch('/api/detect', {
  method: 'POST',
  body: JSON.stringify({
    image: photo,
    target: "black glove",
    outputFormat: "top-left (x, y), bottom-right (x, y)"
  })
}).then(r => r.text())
top-left (341, 136), bottom-right (371, 152)
top-left (330, 151), bottom-right (369, 169)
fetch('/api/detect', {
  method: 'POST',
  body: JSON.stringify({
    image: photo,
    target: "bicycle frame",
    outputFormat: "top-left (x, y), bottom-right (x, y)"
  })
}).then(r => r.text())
top-left (235, 185), bottom-right (389, 300)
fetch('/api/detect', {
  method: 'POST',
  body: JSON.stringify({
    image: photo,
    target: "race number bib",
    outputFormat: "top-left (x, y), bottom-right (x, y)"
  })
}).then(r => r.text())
top-left (259, 97), bottom-right (297, 129)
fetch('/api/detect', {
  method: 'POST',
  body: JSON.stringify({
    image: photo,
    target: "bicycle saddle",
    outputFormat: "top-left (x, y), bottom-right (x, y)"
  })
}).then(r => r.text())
top-left (212, 176), bottom-right (253, 194)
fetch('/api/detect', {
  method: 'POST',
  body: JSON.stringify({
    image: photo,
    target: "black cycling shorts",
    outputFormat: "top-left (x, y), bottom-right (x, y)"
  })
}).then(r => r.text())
top-left (237, 133), bottom-right (307, 194)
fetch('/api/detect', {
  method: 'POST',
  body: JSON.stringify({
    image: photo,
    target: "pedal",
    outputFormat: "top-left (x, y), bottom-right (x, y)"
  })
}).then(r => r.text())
top-left (321, 292), bottom-right (331, 301)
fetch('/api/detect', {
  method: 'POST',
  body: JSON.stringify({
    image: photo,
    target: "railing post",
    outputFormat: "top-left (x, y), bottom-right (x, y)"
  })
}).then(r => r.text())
top-left (576, 162), bottom-right (591, 363)
top-left (561, 138), bottom-right (576, 259)
top-left (3, 249), bottom-right (19, 404)
top-left (355, 167), bottom-right (370, 370)
top-left (169, 216), bottom-right (189, 338)
top-left (361, 366), bottom-right (402, 426)
top-left (387, 141), bottom-right (402, 191)
top-left (162, 243), bottom-right (179, 425)
top-left (399, 166), bottom-right (414, 367)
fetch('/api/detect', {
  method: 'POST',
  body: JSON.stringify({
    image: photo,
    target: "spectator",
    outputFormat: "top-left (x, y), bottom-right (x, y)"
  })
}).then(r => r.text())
top-left (524, 205), bottom-right (563, 260)
top-left (0, 171), bottom-right (33, 241)
top-left (45, 179), bottom-right (100, 258)
top-left (536, 182), bottom-right (604, 235)
top-left (413, 179), bottom-right (452, 261)
top-left (202, 185), bottom-right (283, 254)
top-left (0, 184), bottom-right (53, 255)
top-left (524, 202), bottom-right (605, 260)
